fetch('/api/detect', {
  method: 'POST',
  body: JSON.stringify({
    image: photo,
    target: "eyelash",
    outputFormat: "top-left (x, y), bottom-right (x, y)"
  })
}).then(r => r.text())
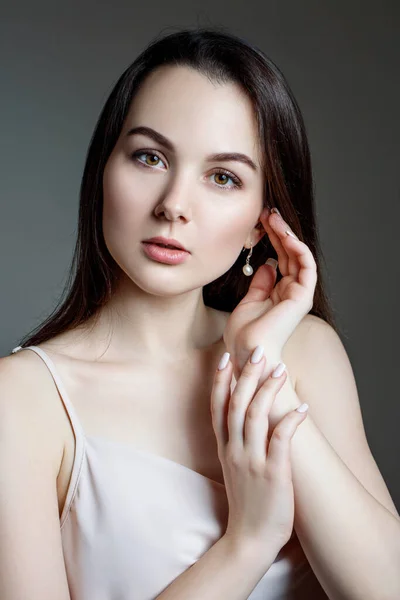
top-left (130, 149), bottom-right (243, 191)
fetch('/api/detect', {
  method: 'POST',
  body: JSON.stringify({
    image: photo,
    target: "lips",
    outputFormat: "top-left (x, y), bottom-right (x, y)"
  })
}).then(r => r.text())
top-left (142, 241), bottom-right (191, 265)
top-left (152, 243), bottom-right (179, 249)
top-left (143, 237), bottom-right (189, 252)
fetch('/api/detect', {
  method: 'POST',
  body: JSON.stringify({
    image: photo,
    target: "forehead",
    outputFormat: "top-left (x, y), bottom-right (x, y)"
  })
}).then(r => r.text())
top-left (124, 65), bottom-right (261, 163)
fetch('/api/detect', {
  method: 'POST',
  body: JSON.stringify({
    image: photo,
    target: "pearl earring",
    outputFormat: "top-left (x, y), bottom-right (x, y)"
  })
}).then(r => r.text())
top-left (242, 242), bottom-right (253, 276)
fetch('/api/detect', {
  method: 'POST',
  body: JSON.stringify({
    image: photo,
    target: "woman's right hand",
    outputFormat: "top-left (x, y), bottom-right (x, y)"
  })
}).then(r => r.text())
top-left (210, 346), bottom-right (308, 559)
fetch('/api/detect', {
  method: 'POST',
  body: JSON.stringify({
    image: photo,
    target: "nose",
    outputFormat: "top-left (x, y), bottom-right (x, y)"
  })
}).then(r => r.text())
top-left (153, 173), bottom-right (193, 223)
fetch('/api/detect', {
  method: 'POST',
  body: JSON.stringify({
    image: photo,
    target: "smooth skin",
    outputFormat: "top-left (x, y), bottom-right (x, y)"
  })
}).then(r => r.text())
top-left (212, 347), bottom-right (308, 553)
top-left (0, 64), bottom-right (317, 599)
top-left (154, 353), bottom-right (309, 600)
top-left (224, 206), bottom-right (317, 389)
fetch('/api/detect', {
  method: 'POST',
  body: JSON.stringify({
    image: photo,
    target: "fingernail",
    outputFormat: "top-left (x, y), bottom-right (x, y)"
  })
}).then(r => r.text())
top-left (296, 403), bottom-right (309, 413)
top-left (265, 258), bottom-right (278, 270)
top-left (271, 207), bottom-right (281, 217)
top-left (218, 352), bottom-right (230, 370)
top-left (271, 362), bottom-right (286, 378)
top-left (263, 206), bottom-right (271, 218)
top-left (250, 345), bottom-right (264, 364)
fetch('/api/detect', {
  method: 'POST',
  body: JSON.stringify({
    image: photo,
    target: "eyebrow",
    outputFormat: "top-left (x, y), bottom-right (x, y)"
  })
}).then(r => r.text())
top-left (125, 125), bottom-right (258, 172)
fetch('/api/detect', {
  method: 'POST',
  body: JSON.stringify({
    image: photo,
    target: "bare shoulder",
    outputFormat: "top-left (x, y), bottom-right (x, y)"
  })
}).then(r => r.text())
top-left (281, 313), bottom-right (327, 387)
top-left (0, 350), bottom-right (66, 477)
top-left (0, 351), bottom-right (71, 598)
top-left (285, 313), bottom-right (336, 361)
top-left (292, 313), bottom-right (325, 337)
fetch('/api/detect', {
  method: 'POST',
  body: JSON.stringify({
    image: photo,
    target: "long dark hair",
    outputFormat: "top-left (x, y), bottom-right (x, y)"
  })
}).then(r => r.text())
top-left (18, 25), bottom-right (340, 349)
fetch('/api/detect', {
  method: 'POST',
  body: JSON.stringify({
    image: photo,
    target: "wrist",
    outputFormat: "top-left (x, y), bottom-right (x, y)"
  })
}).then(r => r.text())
top-left (220, 533), bottom-right (278, 573)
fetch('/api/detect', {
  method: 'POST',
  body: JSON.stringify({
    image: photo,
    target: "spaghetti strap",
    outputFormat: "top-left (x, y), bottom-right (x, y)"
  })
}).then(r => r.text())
top-left (11, 345), bottom-right (85, 440)
top-left (10, 345), bottom-right (86, 528)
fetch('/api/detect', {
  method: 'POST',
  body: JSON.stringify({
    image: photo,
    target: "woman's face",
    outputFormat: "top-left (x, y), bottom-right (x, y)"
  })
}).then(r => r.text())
top-left (102, 64), bottom-right (266, 297)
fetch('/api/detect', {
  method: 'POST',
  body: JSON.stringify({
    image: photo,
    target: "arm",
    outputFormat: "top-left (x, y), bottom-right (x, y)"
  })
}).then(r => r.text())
top-left (1, 350), bottom-right (276, 600)
top-left (277, 317), bottom-right (400, 600)
top-left (155, 535), bottom-right (276, 600)
top-left (0, 355), bottom-right (71, 600)
top-left (290, 405), bottom-right (400, 600)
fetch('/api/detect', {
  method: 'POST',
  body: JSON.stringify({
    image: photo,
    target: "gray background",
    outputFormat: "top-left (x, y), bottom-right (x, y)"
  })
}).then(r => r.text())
top-left (1, 2), bottom-right (399, 508)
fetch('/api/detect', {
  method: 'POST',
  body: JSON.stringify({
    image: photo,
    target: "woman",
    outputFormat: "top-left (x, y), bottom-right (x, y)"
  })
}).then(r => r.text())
top-left (1, 27), bottom-right (399, 600)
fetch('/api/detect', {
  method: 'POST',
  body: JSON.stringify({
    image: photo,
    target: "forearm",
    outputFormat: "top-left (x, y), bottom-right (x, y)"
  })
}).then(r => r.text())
top-left (249, 353), bottom-right (400, 599)
top-left (155, 535), bottom-right (275, 600)
top-left (289, 399), bottom-right (400, 600)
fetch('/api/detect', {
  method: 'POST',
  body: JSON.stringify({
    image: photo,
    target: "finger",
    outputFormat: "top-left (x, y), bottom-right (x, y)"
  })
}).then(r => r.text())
top-left (266, 405), bottom-right (309, 476)
top-left (264, 213), bottom-right (288, 275)
top-left (269, 211), bottom-right (301, 278)
top-left (278, 234), bottom-right (318, 300)
top-left (227, 346), bottom-right (266, 450)
top-left (239, 259), bottom-right (277, 305)
top-left (243, 364), bottom-right (287, 461)
top-left (270, 212), bottom-right (317, 292)
top-left (211, 353), bottom-right (234, 448)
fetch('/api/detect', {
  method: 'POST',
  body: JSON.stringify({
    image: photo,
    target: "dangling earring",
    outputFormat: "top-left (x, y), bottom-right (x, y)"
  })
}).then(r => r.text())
top-left (242, 242), bottom-right (253, 276)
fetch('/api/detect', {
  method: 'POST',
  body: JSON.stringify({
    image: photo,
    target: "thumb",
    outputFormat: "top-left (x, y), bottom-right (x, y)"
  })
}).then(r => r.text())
top-left (239, 258), bottom-right (278, 305)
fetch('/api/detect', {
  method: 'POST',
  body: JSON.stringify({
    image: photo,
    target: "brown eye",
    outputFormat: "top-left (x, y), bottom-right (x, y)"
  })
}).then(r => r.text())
top-left (131, 151), bottom-right (166, 169)
top-left (144, 154), bottom-right (161, 166)
top-left (214, 173), bottom-right (229, 186)
top-left (131, 150), bottom-right (242, 191)
top-left (212, 169), bottom-right (242, 190)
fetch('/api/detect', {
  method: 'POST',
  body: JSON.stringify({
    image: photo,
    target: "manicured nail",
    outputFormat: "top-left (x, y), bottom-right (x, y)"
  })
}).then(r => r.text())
top-left (271, 362), bottom-right (286, 378)
top-left (265, 258), bottom-right (278, 270)
top-left (250, 345), bottom-right (264, 364)
top-left (296, 403), bottom-right (309, 413)
top-left (263, 206), bottom-right (271, 218)
top-left (218, 352), bottom-right (230, 370)
top-left (271, 207), bottom-right (281, 216)
top-left (285, 229), bottom-right (298, 239)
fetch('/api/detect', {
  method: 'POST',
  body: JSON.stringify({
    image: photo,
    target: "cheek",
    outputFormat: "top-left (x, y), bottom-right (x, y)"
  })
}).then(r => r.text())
top-left (102, 158), bottom-right (259, 275)
top-left (207, 214), bottom-right (250, 253)
top-left (199, 217), bottom-right (249, 278)
top-left (102, 162), bottom-right (148, 241)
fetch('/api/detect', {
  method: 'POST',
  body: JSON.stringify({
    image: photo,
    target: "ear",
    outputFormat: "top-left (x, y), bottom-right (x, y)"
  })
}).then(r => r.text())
top-left (244, 220), bottom-right (268, 249)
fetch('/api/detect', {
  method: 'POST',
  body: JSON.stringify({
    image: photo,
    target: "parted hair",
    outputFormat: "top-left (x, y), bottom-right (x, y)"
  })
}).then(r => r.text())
top-left (19, 25), bottom-right (340, 349)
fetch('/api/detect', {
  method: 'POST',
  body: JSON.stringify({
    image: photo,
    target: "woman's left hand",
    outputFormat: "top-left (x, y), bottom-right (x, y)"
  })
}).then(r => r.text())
top-left (223, 208), bottom-right (318, 384)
